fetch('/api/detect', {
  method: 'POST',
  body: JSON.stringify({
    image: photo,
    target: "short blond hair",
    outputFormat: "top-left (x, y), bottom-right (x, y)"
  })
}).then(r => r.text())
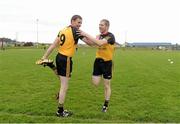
top-left (101, 19), bottom-right (110, 27)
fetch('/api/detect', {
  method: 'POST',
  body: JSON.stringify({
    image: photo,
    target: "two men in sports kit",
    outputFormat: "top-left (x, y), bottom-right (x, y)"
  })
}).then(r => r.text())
top-left (37, 15), bottom-right (115, 117)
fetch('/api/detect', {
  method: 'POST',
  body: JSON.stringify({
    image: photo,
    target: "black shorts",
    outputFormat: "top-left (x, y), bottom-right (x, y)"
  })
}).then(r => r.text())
top-left (56, 53), bottom-right (72, 77)
top-left (93, 58), bottom-right (112, 79)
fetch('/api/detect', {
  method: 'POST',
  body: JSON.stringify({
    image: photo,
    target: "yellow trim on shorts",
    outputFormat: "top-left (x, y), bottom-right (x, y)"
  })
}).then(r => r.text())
top-left (112, 61), bottom-right (114, 77)
top-left (66, 57), bottom-right (70, 77)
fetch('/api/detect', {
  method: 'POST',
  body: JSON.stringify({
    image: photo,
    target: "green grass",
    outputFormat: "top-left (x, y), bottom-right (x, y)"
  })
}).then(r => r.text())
top-left (0, 48), bottom-right (180, 123)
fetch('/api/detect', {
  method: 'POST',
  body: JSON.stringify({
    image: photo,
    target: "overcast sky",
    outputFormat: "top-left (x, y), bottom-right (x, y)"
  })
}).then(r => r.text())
top-left (0, 0), bottom-right (180, 44)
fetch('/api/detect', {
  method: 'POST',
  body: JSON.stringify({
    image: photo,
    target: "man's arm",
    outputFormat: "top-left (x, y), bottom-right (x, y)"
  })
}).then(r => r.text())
top-left (81, 37), bottom-right (97, 46)
top-left (72, 27), bottom-right (96, 46)
top-left (78, 30), bottom-right (108, 46)
top-left (42, 37), bottom-right (60, 59)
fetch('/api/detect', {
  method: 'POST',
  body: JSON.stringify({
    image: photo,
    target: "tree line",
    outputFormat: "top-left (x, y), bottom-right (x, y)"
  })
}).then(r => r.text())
top-left (0, 37), bottom-right (16, 43)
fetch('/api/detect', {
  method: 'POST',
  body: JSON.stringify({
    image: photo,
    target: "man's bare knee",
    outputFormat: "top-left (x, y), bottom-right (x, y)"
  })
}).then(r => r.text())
top-left (92, 80), bottom-right (99, 86)
top-left (92, 76), bottom-right (101, 86)
top-left (104, 83), bottom-right (110, 90)
top-left (104, 79), bottom-right (111, 89)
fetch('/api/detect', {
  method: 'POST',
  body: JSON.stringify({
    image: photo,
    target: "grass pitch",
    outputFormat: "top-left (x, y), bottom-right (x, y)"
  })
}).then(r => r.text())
top-left (0, 48), bottom-right (180, 122)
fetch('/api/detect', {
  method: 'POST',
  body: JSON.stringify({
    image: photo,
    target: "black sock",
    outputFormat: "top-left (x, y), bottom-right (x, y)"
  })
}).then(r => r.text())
top-left (58, 103), bottom-right (64, 113)
top-left (104, 100), bottom-right (109, 107)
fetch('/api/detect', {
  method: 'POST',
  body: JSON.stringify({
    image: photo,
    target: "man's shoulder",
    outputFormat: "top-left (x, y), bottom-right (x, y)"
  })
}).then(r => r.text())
top-left (58, 26), bottom-right (69, 32)
top-left (70, 26), bottom-right (78, 32)
top-left (106, 32), bottom-right (115, 44)
top-left (107, 32), bottom-right (115, 37)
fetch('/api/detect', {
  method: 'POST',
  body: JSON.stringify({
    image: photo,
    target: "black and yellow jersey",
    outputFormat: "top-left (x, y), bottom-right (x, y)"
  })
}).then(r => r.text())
top-left (96, 32), bottom-right (115, 61)
top-left (57, 26), bottom-right (82, 57)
